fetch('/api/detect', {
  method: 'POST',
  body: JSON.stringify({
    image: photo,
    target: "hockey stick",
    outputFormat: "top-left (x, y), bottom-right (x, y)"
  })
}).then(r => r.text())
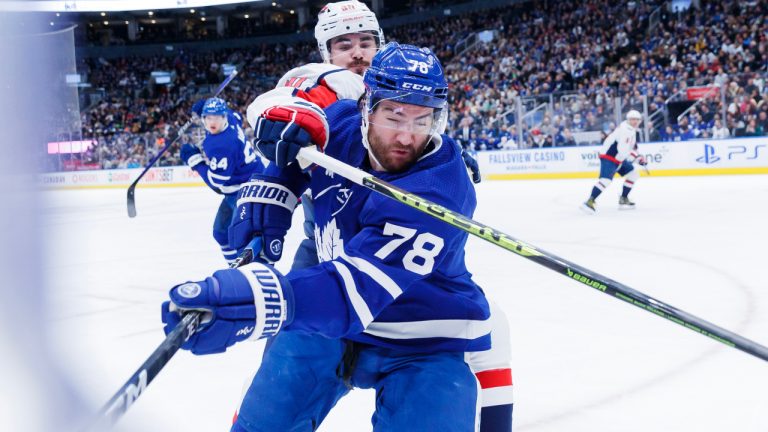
top-left (297, 147), bottom-right (768, 362)
top-left (89, 245), bottom-right (256, 429)
top-left (126, 68), bottom-right (240, 218)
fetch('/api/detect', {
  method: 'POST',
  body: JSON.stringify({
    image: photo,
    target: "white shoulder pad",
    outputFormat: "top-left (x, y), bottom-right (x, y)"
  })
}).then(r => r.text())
top-left (276, 63), bottom-right (341, 89)
top-left (276, 63), bottom-right (364, 101)
top-left (321, 70), bottom-right (365, 101)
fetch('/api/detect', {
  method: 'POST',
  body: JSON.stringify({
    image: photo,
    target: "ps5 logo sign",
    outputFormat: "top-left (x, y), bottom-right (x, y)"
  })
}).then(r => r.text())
top-left (696, 144), bottom-right (720, 164)
top-left (697, 142), bottom-right (767, 164)
top-left (726, 144), bottom-right (766, 160)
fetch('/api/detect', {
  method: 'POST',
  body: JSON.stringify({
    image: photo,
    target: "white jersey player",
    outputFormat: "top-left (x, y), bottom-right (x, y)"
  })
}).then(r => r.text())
top-left (582, 110), bottom-right (648, 213)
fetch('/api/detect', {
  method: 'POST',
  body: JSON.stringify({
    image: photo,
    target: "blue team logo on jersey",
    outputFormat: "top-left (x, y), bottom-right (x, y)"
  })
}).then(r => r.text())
top-left (696, 144), bottom-right (720, 164)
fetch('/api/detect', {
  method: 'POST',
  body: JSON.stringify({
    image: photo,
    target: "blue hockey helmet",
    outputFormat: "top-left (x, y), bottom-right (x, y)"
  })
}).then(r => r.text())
top-left (363, 42), bottom-right (448, 111)
top-left (201, 97), bottom-right (228, 117)
top-left (362, 43), bottom-right (449, 138)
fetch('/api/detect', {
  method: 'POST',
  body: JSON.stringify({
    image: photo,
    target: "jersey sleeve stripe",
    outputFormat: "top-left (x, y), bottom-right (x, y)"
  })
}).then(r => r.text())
top-left (338, 251), bottom-right (403, 299)
top-left (206, 171), bottom-right (240, 194)
top-left (363, 318), bottom-right (491, 340)
top-left (478, 385), bottom-right (515, 407)
top-left (475, 368), bottom-right (513, 389)
top-left (331, 261), bottom-right (374, 328)
top-left (208, 171), bottom-right (232, 180)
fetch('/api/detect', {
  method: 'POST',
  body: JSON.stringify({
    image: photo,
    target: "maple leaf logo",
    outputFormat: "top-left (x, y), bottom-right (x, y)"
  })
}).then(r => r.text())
top-left (314, 218), bottom-right (344, 262)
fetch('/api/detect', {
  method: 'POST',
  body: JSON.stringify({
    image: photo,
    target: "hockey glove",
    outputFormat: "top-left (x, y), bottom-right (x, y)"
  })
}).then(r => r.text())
top-left (254, 104), bottom-right (329, 168)
top-left (161, 262), bottom-right (293, 355)
top-left (181, 143), bottom-right (205, 168)
top-left (228, 165), bottom-right (308, 262)
top-left (461, 149), bottom-right (482, 184)
top-left (629, 152), bottom-right (647, 166)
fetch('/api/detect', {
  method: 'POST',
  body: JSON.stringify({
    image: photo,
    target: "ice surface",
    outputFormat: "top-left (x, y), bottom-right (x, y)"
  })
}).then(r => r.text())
top-left (45, 174), bottom-right (768, 431)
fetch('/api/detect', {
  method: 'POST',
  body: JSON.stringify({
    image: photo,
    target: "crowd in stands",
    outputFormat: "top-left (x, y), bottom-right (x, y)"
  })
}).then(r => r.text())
top-left (447, 0), bottom-right (768, 150)
top-left (55, 0), bottom-right (768, 171)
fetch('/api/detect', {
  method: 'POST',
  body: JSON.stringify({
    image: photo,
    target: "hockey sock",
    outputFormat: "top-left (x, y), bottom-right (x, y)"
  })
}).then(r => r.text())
top-left (476, 367), bottom-right (514, 432)
top-left (590, 178), bottom-right (611, 200)
top-left (480, 404), bottom-right (513, 432)
top-left (622, 180), bottom-right (634, 198)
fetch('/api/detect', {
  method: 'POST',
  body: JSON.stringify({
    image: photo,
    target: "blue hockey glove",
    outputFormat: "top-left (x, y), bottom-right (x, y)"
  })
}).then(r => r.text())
top-left (181, 143), bottom-right (205, 168)
top-left (191, 98), bottom-right (207, 117)
top-left (161, 262), bottom-right (294, 355)
top-left (461, 149), bottom-right (482, 184)
top-left (229, 166), bottom-right (308, 261)
top-left (254, 105), bottom-right (328, 167)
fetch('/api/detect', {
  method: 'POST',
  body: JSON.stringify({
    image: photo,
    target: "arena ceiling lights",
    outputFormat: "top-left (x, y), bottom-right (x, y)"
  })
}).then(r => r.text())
top-left (1, 0), bottom-right (268, 12)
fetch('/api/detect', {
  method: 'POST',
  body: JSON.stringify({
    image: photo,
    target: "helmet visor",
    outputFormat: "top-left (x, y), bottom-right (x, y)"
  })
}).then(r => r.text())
top-left (367, 91), bottom-right (446, 135)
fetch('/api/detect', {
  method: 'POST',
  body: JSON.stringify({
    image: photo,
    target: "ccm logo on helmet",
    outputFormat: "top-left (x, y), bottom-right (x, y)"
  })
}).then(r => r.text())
top-left (402, 82), bottom-right (433, 91)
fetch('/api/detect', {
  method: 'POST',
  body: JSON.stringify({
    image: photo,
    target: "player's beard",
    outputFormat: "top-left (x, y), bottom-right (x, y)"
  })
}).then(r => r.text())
top-left (367, 128), bottom-right (428, 173)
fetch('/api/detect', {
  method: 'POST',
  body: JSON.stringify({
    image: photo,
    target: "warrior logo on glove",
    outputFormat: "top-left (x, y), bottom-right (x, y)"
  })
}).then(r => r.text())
top-left (176, 283), bottom-right (202, 299)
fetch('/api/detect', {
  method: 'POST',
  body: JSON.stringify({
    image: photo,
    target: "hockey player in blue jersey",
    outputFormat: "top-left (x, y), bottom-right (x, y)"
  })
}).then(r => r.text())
top-left (162, 43), bottom-right (491, 431)
top-left (230, 2), bottom-right (512, 430)
top-left (581, 109), bottom-right (647, 214)
top-left (180, 97), bottom-right (264, 262)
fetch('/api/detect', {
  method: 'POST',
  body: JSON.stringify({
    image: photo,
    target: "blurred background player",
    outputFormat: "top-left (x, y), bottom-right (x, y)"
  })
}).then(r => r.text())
top-left (582, 110), bottom-right (647, 214)
top-left (163, 42), bottom-right (490, 432)
top-left (231, 2), bottom-right (512, 430)
top-left (181, 97), bottom-right (264, 263)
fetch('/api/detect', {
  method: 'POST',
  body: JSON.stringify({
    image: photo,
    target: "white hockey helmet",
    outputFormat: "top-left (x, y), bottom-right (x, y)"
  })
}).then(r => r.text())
top-left (315, 1), bottom-right (385, 63)
top-left (626, 110), bottom-right (643, 120)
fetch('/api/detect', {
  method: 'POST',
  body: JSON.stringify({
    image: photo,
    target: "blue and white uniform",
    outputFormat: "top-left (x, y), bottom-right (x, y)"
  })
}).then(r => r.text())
top-left (168, 42), bottom-right (510, 431)
top-left (196, 111), bottom-right (262, 195)
top-left (287, 100), bottom-right (491, 351)
top-left (233, 43), bottom-right (513, 430)
top-left (232, 97), bottom-right (488, 432)
top-left (190, 108), bottom-right (264, 262)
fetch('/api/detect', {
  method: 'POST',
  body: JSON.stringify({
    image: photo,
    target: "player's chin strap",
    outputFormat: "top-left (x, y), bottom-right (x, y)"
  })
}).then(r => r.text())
top-left (294, 146), bottom-right (768, 364)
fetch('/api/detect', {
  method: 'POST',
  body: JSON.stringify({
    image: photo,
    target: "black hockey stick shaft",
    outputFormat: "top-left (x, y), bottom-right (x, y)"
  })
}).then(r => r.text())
top-left (127, 68), bottom-right (240, 218)
top-left (90, 246), bottom-right (255, 429)
top-left (298, 148), bottom-right (768, 362)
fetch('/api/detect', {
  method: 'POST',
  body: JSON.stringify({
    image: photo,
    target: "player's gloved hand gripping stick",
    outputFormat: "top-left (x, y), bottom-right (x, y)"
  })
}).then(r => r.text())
top-left (295, 147), bottom-right (768, 363)
top-left (87, 238), bottom-right (261, 430)
top-left (126, 67), bottom-right (240, 218)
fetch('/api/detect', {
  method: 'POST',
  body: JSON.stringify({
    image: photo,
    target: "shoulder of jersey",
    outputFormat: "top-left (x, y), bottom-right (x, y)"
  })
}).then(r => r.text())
top-left (207, 126), bottom-right (238, 147)
top-left (278, 63), bottom-right (364, 101)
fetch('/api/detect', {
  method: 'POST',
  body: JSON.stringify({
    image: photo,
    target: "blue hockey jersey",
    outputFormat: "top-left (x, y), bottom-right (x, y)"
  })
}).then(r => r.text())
top-left (284, 100), bottom-right (491, 353)
top-left (195, 111), bottom-right (264, 194)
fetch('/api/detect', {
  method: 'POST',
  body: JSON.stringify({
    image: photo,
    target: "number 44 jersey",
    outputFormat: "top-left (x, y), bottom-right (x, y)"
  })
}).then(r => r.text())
top-left (284, 99), bottom-right (491, 353)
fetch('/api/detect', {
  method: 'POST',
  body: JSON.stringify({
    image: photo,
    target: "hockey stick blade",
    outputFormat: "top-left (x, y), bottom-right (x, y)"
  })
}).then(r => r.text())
top-left (88, 245), bottom-right (256, 429)
top-left (126, 67), bottom-right (240, 218)
top-left (297, 147), bottom-right (768, 363)
top-left (127, 187), bottom-right (137, 218)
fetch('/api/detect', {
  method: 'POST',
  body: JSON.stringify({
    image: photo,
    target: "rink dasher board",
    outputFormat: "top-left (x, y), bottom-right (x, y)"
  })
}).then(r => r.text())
top-left (38, 166), bottom-right (205, 190)
top-left (475, 137), bottom-right (768, 180)
top-left (37, 137), bottom-right (768, 189)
